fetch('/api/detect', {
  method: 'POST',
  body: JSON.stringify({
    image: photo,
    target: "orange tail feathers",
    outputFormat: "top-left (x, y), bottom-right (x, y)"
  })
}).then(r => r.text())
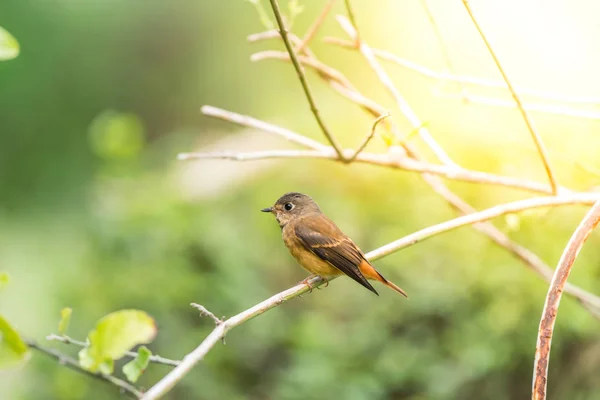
top-left (358, 260), bottom-right (408, 298)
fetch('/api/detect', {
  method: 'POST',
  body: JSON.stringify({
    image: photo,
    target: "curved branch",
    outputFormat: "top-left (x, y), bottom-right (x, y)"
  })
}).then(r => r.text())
top-left (461, 1), bottom-right (558, 194)
top-left (532, 200), bottom-right (600, 400)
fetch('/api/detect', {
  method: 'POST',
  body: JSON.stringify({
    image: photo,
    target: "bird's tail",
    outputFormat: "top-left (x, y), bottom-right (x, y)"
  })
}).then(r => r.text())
top-left (358, 260), bottom-right (408, 298)
top-left (380, 276), bottom-right (408, 298)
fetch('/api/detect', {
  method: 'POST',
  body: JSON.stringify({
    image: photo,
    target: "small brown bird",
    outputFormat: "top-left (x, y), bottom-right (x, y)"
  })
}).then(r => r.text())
top-left (262, 192), bottom-right (407, 297)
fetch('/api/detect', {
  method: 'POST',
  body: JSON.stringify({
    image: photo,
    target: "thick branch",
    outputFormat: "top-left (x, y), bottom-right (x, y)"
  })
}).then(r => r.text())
top-left (25, 339), bottom-right (142, 398)
top-left (461, 1), bottom-right (558, 194)
top-left (532, 200), bottom-right (600, 400)
top-left (268, 0), bottom-right (345, 159)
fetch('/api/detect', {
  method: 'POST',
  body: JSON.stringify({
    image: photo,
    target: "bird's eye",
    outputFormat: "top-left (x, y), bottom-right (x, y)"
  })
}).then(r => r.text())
top-left (284, 202), bottom-right (294, 211)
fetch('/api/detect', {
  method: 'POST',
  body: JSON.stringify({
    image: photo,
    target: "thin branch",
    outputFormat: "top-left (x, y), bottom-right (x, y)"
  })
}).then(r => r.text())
top-left (201, 105), bottom-right (329, 151)
top-left (442, 92), bottom-right (600, 121)
top-left (343, 0), bottom-right (360, 47)
top-left (268, 0), bottom-right (345, 159)
top-left (250, 51), bottom-right (356, 89)
top-left (324, 37), bottom-right (600, 112)
top-left (532, 200), bottom-right (600, 400)
top-left (294, 0), bottom-right (337, 54)
top-left (461, 1), bottom-right (559, 194)
top-left (190, 303), bottom-right (223, 325)
top-left (336, 15), bottom-right (458, 167)
top-left (347, 113), bottom-right (389, 162)
top-left (179, 149), bottom-right (328, 162)
top-left (46, 334), bottom-right (181, 367)
top-left (25, 339), bottom-right (143, 398)
top-left (420, 0), bottom-right (467, 98)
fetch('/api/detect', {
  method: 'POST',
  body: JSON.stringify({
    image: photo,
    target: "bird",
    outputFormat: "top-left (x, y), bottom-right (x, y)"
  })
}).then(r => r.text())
top-left (261, 192), bottom-right (408, 297)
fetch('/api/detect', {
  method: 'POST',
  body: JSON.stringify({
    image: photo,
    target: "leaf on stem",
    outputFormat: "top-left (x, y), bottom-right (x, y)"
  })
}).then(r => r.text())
top-left (0, 315), bottom-right (30, 369)
top-left (123, 345), bottom-right (152, 383)
top-left (78, 309), bottom-right (157, 373)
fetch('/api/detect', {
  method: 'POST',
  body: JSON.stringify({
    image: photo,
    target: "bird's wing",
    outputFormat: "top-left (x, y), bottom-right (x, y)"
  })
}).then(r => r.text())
top-left (294, 214), bottom-right (378, 295)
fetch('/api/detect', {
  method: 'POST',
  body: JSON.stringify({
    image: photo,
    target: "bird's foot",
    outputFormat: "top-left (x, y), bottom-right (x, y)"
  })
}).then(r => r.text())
top-left (299, 275), bottom-right (317, 293)
top-left (316, 276), bottom-right (329, 290)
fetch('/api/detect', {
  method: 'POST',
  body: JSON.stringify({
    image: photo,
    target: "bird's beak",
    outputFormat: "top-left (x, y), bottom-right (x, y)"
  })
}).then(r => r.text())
top-left (261, 207), bottom-right (273, 213)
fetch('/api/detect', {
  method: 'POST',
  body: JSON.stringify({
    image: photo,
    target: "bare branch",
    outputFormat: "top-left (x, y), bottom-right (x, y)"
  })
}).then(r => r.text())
top-left (190, 303), bottom-right (223, 325)
top-left (25, 339), bottom-right (143, 398)
top-left (201, 105), bottom-right (328, 151)
top-left (45, 334), bottom-right (181, 367)
top-left (343, 0), bottom-right (361, 47)
top-left (336, 15), bottom-right (457, 167)
top-left (294, 0), bottom-right (337, 54)
top-left (443, 93), bottom-right (600, 121)
top-left (250, 51), bottom-right (355, 89)
top-left (347, 113), bottom-right (389, 162)
top-left (419, 0), bottom-right (467, 98)
top-left (324, 38), bottom-right (600, 115)
top-left (461, 1), bottom-right (559, 194)
top-left (267, 0), bottom-right (345, 159)
top-left (532, 200), bottom-right (600, 400)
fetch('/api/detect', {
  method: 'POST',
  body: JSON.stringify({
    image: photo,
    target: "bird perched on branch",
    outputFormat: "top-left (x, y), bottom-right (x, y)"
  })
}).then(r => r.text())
top-left (262, 192), bottom-right (408, 297)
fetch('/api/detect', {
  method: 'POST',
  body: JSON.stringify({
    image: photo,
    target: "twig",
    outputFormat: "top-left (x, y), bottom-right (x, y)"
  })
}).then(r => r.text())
top-left (343, 0), bottom-right (360, 47)
top-left (335, 15), bottom-right (457, 167)
top-left (442, 93), bottom-right (600, 121)
top-left (420, 0), bottom-right (467, 98)
top-left (194, 107), bottom-right (565, 195)
top-left (324, 37), bottom-right (600, 114)
top-left (347, 113), bottom-right (389, 162)
top-left (25, 339), bottom-right (143, 398)
top-left (532, 200), bottom-right (600, 400)
top-left (294, 0), bottom-right (336, 54)
top-left (461, 1), bottom-right (558, 194)
top-left (190, 303), bottom-right (223, 325)
top-left (46, 334), bottom-right (181, 367)
top-left (250, 50), bottom-right (355, 89)
top-left (201, 105), bottom-right (329, 151)
top-left (268, 0), bottom-right (345, 159)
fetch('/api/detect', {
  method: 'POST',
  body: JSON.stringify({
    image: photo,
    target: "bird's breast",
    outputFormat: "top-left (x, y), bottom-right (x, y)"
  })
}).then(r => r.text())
top-left (282, 225), bottom-right (341, 277)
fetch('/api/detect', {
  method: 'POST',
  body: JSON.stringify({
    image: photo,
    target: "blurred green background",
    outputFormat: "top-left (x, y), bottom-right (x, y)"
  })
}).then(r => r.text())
top-left (2, 0), bottom-right (600, 399)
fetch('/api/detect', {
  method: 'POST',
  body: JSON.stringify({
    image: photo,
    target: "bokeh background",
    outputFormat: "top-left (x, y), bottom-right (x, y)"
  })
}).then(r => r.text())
top-left (2, 0), bottom-right (600, 399)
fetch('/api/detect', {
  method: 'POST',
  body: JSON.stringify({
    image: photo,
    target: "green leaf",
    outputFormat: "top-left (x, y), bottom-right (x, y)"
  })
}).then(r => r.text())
top-left (58, 307), bottom-right (72, 336)
top-left (123, 345), bottom-right (152, 383)
top-left (88, 110), bottom-right (145, 160)
top-left (0, 26), bottom-right (19, 60)
top-left (78, 309), bottom-right (156, 373)
top-left (0, 315), bottom-right (30, 369)
top-left (0, 272), bottom-right (9, 291)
